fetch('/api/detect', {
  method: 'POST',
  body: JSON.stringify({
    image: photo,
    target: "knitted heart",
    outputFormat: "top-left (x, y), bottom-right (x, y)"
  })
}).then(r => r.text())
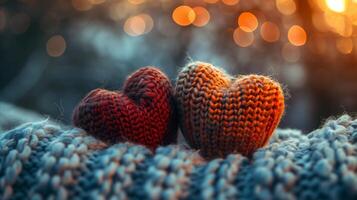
top-left (72, 67), bottom-right (177, 149)
top-left (175, 62), bottom-right (285, 158)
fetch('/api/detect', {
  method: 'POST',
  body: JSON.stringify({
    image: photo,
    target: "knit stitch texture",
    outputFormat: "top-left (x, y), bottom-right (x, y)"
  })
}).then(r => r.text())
top-left (72, 67), bottom-right (177, 149)
top-left (1, 115), bottom-right (357, 200)
top-left (175, 62), bottom-right (285, 158)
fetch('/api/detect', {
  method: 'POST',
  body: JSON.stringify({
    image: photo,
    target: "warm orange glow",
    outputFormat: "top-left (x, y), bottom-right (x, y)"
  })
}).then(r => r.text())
top-left (192, 7), bottom-right (210, 27)
top-left (222, 0), bottom-right (240, 6)
top-left (233, 28), bottom-right (254, 47)
top-left (124, 14), bottom-right (153, 36)
top-left (238, 12), bottom-right (258, 32)
top-left (47, 35), bottom-right (66, 57)
top-left (311, 0), bottom-right (357, 37)
top-left (325, 0), bottom-right (346, 13)
top-left (336, 37), bottom-right (353, 54)
top-left (276, 0), bottom-right (296, 15)
top-left (260, 21), bottom-right (280, 42)
top-left (72, 0), bottom-right (92, 11)
top-left (288, 25), bottom-right (307, 46)
top-left (282, 43), bottom-right (300, 62)
top-left (204, 0), bottom-right (219, 3)
top-left (172, 6), bottom-right (196, 26)
top-left (324, 12), bottom-right (352, 37)
top-left (312, 13), bottom-right (329, 32)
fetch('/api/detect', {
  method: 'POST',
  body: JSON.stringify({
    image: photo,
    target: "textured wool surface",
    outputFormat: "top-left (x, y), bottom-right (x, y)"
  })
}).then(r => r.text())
top-left (72, 67), bottom-right (177, 149)
top-left (1, 115), bottom-right (357, 200)
top-left (175, 62), bottom-right (285, 158)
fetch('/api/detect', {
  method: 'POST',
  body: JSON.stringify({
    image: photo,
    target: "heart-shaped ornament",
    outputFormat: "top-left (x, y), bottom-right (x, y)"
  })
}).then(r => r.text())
top-left (175, 62), bottom-right (285, 158)
top-left (73, 67), bottom-right (177, 149)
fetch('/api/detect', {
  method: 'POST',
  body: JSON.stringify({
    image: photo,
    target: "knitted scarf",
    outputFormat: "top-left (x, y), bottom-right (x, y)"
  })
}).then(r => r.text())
top-left (0, 115), bottom-right (357, 200)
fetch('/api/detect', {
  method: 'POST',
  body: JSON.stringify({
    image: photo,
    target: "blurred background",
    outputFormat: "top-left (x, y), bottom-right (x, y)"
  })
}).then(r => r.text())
top-left (0, 0), bottom-right (356, 132)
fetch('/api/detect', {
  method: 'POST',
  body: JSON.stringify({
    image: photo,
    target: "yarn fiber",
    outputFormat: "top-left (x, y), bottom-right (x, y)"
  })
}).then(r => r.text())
top-left (175, 62), bottom-right (285, 158)
top-left (1, 115), bottom-right (357, 200)
top-left (72, 67), bottom-right (177, 149)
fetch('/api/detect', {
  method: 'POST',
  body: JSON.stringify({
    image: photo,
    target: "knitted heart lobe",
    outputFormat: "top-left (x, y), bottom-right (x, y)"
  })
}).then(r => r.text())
top-left (175, 62), bottom-right (285, 158)
top-left (73, 67), bottom-right (177, 149)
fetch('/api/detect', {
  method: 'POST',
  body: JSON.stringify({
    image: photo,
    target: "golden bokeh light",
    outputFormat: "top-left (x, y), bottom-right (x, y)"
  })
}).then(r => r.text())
top-left (312, 13), bottom-right (329, 32)
top-left (222, 0), bottom-right (240, 6)
top-left (192, 7), bottom-right (210, 27)
top-left (324, 12), bottom-right (352, 37)
top-left (172, 5), bottom-right (196, 26)
top-left (276, 0), bottom-right (296, 15)
top-left (233, 27), bottom-right (254, 47)
top-left (311, 0), bottom-right (357, 38)
top-left (260, 21), bottom-right (280, 42)
top-left (238, 12), bottom-right (258, 32)
top-left (336, 37), bottom-right (353, 54)
top-left (124, 16), bottom-right (145, 36)
top-left (288, 25), bottom-right (307, 46)
top-left (124, 14), bottom-right (153, 37)
top-left (325, 0), bottom-right (346, 13)
top-left (282, 43), bottom-right (300, 62)
top-left (47, 35), bottom-right (66, 57)
top-left (72, 0), bottom-right (93, 11)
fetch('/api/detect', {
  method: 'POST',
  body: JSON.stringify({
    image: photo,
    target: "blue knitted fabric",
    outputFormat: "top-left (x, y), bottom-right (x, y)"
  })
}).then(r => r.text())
top-left (1, 115), bottom-right (357, 200)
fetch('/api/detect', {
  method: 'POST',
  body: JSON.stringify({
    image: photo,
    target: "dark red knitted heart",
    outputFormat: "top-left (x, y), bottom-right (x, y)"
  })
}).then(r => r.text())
top-left (175, 62), bottom-right (285, 158)
top-left (72, 67), bottom-right (177, 149)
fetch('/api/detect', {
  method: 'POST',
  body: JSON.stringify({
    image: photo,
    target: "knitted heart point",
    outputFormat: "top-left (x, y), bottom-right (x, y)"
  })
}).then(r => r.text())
top-left (73, 67), bottom-right (177, 149)
top-left (175, 62), bottom-right (285, 158)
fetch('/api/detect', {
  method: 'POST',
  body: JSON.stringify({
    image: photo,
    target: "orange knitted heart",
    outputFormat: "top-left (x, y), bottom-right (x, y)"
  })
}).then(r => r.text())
top-left (175, 62), bottom-right (285, 158)
top-left (72, 67), bottom-right (177, 149)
